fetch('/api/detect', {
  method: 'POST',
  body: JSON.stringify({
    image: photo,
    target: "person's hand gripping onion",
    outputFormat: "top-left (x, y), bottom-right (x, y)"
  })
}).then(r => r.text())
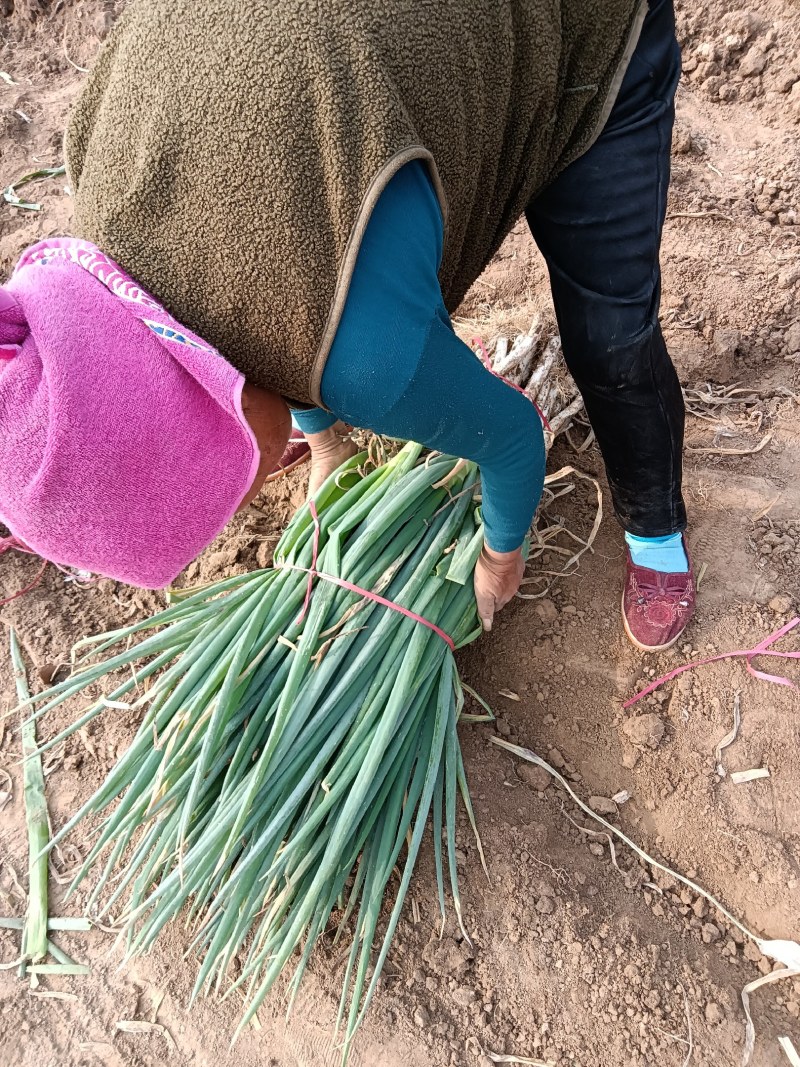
top-left (474, 545), bottom-right (526, 631)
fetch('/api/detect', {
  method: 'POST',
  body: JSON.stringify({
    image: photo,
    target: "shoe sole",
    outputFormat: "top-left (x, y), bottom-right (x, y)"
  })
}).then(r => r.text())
top-left (620, 589), bottom-right (683, 653)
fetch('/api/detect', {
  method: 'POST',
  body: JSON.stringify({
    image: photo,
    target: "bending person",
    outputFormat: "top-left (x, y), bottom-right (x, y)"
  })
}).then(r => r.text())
top-left (0, 0), bottom-right (693, 649)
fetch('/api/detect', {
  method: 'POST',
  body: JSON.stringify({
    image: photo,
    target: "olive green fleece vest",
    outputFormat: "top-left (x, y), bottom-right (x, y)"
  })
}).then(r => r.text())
top-left (66, 0), bottom-right (645, 406)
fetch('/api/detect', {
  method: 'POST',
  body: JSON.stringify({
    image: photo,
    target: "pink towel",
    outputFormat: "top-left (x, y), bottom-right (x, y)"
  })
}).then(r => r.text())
top-left (0, 238), bottom-right (259, 588)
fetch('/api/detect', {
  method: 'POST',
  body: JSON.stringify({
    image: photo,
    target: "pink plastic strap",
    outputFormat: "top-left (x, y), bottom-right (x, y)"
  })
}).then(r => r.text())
top-left (471, 336), bottom-right (553, 433)
top-left (624, 617), bottom-right (800, 707)
top-left (288, 500), bottom-right (455, 650)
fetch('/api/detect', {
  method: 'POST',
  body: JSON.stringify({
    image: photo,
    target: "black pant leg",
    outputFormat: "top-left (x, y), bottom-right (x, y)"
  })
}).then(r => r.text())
top-left (526, 0), bottom-right (686, 537)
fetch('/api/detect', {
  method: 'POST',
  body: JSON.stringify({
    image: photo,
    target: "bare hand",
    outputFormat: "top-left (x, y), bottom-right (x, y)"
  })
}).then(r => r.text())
top-left (306, 422), bottom-right (359, 496)
top-left (474, 544), bottom-right (525, 631)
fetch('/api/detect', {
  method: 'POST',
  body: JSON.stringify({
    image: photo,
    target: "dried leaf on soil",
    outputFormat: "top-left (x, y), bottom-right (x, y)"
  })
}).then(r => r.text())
top-left (483, 1051), bottom-right (555, 1066)
top-left (729, 768), bottom-right (770, 784)
top-left (741, 968), bottom-right (800, 1067)
top-left (29, 989), bottom-right (78, 1001)
top-left (714, 690), bottom-right (741, 775)
top-left (779, 1036), bottom-right (800, 1067)
top-left (116, 1019), bottom-right (176, 1049)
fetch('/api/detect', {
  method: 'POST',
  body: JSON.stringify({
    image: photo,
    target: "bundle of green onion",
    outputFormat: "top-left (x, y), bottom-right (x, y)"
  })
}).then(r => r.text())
top-left (21, 442), bottom-right (490, 1061)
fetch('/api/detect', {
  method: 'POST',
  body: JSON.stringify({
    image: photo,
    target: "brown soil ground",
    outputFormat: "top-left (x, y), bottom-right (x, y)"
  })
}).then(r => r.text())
top-left (2, 2), bottom-right (800, 1066)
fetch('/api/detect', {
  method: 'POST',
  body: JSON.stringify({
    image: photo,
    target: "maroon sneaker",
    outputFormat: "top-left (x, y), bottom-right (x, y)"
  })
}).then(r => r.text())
top-left (264, 428), bottom-right (311, 483)
top-left (622, 536), bottom-right (696, 652)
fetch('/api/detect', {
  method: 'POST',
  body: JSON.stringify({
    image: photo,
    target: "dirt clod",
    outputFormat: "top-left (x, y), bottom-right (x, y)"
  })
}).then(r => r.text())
top-left (546, 747), bottom-right (567, 770)
top-left (768, 593), bottom-right (793, 614)
top-left (705, 1001), bottom-right (725, 1026)
top-left (622, 714), bottom-right (666, 749)
top-left (621, 745), bottom-right (642, 769)
top-left (534, 598), bottom-right (559, 624)
top-left (739, 45), bottom-right (768, 76)
top-left (37, 661), bottom-right (60, 685)
top-left (588, 795), bottom-right (619, 817)
top-left (744, 941), bottom-right (763, 963)
top-left (422, 937), bottom-right (472, 978)
top-left (518, 764), bottom-right (551, 792)
top-left (702, 923), bottom-right (722, 944)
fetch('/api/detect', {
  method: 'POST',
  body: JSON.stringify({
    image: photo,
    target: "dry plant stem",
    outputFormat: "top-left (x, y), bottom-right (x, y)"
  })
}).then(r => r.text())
top-left (493, 337), bottom-right (509, 369)
top-left (565, 423), bottom-right (595, 453)
top-left (741, 969), bottom-right (800, 1067)
top-left (29, 989), bottom-right (78, 1001)
top-left (683, 383), bottom-right (761, 417)
top-left (695, 561), bottom-right (708, 591)
top-left (496, 334), bottom-right (534, 380)
top-left (116, 1020), bottom-right (177, 1049)
top-left (752, 496), bottom-right (782, 522)
top-left (489, 737), bottom-right (800, 971)
top-left (62, 29), bottom-right (90, 73)
top-left (525, 336), bottom-right (560, 398)
top-left (680, 985), bottom-right (694, 1067)
top-left (714, 690), bottom-right (741, 776)
top-left (667, 210), bottom-right (734, 222)
top-left (558, 802), bottom-right (621, 871)
top-left (10, 631), bottom-right (49, 968)
top-left (548, 395), bottom-right (585, 436)
top-left (484, 1055), bottom-right (554, 1066)
top-left (729, 768), bottom-right (770, 784)
top-left (517, 466), bottom-right (603, 599)
top-left (493, 315), bottom-right (543, 378)
top-left (686, 431), bottom-right (772, 456)
top-left (778, 1036), bottom-right (800, 1067)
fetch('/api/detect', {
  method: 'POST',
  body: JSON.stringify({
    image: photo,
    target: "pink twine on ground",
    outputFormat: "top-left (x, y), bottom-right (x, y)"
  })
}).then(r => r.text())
top-left (0, 535), bottom-right (48, 607)
top-left (471, 336), bottom-right (553, 432)
top-left (0, 535), bottom-right (35, 556)
top-left (624, 616), bottom-right (800, 708)
top-left (288, 500), bottom-right (455, 650)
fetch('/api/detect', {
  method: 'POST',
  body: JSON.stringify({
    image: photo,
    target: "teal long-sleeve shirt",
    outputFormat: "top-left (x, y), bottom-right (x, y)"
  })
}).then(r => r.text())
top-left (291, 161), bottom-right (545, 553)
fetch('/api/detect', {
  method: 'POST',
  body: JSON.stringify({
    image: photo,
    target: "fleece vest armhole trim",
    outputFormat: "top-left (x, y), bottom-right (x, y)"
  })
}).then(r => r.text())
top-left (308, 145), bottom-right (448, 409)
top-left (566, 0), bottom-right (649, 170)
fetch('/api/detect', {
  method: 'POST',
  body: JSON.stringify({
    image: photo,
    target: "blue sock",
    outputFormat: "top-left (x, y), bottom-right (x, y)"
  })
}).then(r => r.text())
top-left (625, 532), bottom-right (689, 574)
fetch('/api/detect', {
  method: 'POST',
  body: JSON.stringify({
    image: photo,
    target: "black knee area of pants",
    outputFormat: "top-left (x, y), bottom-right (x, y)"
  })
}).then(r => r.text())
top-left (560, 316), bottom-right (661, 391)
